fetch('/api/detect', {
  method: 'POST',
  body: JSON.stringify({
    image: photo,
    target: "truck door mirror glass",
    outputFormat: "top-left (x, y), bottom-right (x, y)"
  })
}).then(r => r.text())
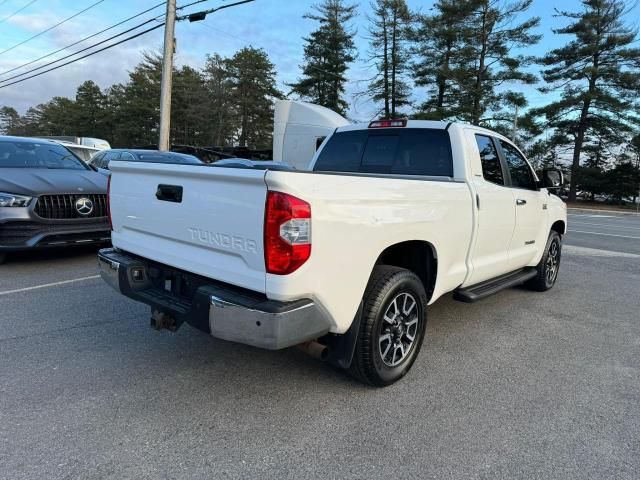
top-left (542, 168), bottom-right (564, 190)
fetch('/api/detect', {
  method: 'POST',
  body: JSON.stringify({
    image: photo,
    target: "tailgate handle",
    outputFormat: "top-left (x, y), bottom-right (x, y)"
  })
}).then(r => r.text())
top-left (156, 184), bottom-right (183, 203)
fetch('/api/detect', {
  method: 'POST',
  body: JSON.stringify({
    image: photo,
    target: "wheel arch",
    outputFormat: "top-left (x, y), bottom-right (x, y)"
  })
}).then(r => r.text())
top-left (551, 219), bottom-right (566, 236)
top-left (374, 240), bottom-right (438, 302)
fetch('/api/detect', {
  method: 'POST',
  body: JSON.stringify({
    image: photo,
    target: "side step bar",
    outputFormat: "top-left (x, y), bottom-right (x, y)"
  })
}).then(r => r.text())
top-left (453, 268), bottom-right (537, 303)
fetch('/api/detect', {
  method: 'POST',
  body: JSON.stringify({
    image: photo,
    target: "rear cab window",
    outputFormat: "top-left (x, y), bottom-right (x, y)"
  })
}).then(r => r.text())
top-left (313, 128), bottom-right (453, 177)
top-left (475, 135), bottom-right (505, 185)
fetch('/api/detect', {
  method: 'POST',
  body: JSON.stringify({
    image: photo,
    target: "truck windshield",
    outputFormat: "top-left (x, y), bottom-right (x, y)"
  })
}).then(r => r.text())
top-left (313, 128), bottom-right (453, 177)
top-left (0, 141), bottom-right (89, 170)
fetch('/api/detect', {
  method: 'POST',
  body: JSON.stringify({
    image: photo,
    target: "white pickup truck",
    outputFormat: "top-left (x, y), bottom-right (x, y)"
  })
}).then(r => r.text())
top-left (99, 118), bottom-right (566, 386)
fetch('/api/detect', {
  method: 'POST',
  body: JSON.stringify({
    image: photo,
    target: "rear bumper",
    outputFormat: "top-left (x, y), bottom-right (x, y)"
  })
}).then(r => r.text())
top-left (98, 248), bottom-right (331, 350)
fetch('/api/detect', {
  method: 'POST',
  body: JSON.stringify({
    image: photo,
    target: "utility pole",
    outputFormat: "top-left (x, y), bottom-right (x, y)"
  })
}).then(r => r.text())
top-left (512, 105), bottom-right (519, 143)
top-left (158, 0), bottom-right (176, 151)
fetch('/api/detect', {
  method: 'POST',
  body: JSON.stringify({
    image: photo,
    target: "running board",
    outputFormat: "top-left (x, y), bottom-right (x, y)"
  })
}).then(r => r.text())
top-left (453, 268), bottom-right (537, 303)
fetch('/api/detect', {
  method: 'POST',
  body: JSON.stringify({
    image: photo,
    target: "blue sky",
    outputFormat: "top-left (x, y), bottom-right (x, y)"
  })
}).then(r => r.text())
top-left (1, 0), bottom-right (639, 120)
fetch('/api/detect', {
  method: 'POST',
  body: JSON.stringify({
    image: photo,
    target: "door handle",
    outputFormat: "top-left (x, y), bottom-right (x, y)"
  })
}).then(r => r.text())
top-left (516, 198), bottom-right (527, 206)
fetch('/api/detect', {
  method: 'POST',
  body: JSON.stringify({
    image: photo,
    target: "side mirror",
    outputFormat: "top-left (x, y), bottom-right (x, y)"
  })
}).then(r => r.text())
top-left (542, 167), bottom-right (564, 190)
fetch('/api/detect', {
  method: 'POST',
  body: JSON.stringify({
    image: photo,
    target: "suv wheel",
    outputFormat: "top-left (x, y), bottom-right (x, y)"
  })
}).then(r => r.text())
top-left (349, 266), bottom-right (428, 387)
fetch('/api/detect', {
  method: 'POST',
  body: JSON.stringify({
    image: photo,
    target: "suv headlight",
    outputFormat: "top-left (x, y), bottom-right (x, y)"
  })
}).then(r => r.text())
top-left (0, 192), bottom-right (32, 207)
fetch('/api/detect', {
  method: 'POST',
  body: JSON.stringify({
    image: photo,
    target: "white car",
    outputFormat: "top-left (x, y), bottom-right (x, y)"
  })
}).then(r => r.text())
top-left (98, 118), bottom-right (567, 386)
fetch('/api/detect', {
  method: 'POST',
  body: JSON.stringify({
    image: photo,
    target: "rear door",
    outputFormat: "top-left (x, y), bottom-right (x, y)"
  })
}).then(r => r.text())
top-left (109, 162), bottom-right (268, 293)
top-left (465, 134), bottom-right (517, 285)
top-left (497, 140), bottom-right (548, 269)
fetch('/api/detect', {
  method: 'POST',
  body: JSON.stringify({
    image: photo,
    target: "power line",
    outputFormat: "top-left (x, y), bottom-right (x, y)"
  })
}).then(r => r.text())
top-left (0, 18), bottom-right (159, 85)
top-left (0, 23), bottom-right (164, 89)
top-left (177, 0), bottom-right (254, 21)
top-left (0, 0), bottom-right (38, 25)
top-left (0, 0), bottom-right (105, 56)
top-left (0, 1), bottom-right (165, 78)
top-left (0, 0), bottom-right (208, 84)
top-left (0, 0), bottom-right (248, 89)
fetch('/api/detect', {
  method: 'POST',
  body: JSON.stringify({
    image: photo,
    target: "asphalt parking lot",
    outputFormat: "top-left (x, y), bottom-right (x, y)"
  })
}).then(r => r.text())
top-left (1, 209), bottom-right (639, 479)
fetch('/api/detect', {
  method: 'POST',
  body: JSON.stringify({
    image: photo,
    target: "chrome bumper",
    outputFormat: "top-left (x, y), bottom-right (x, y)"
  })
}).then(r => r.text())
top-left (98, 248), bottom-right (332, 350)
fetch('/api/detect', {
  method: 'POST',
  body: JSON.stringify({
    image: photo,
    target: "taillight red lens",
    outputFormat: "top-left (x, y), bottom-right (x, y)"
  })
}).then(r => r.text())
top-left (106, 174), bottom-right (112, 231)
top-left (264, 191), bottom-right (311, 275)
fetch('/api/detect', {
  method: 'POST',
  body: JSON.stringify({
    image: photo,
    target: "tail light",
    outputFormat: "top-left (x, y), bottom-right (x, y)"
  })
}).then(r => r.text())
top-left (264, 191), bottom-right (311, 275)
top-left (106, 174), bottom-right (112, 230)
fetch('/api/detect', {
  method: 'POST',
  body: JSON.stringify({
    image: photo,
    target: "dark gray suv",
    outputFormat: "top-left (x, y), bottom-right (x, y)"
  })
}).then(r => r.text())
top-left (0, 136), bottom-right (110, 264)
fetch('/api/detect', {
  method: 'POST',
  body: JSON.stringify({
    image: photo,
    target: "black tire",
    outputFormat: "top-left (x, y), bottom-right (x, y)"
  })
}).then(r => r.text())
top-left (526, 231), bottom-right (562, 292)
top-left (0, 253), bottom-right (6, 265)
top-left (349, 265), bottom-right (428, 387)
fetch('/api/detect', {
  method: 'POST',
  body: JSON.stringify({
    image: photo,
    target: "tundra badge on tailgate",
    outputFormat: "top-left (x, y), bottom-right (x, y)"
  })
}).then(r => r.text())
top-left (187, 227), bottom-right (258, 254)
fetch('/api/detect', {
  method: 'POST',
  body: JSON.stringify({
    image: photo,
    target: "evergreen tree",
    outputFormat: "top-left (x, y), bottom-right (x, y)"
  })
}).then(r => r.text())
top-left (0, 106), bottom-right (21, 135)
top-left (225, 47), bottom-right (282, 148)
top-left (532, 0), bottom-right (640, 201)
top-left (366, 0), bottom-right (413, 118)
top-left (19, 106), bottom-right (46, 136)
top-left (114, 52), bottom-right (163, 147)
top-left (412, 0), bottom-right (471, 120)
top-left (74, 80), bottom-right (106, 138)
top-left (463, 0), bottom-right (540, 126)
top-left (203, 53), bottom-right (236, 147)
top-left (289, 0), bottom-right (357, 116)
top-left (414, 0), bottom-right (539, 125)
top-left (23, 97), bottom-right (77, 136)
top-left (171, 66), bottom-right (209, 146)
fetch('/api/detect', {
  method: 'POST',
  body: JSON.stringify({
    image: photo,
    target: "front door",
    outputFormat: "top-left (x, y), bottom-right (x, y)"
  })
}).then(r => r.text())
top-left (497, 140), bottom-right (548, 270)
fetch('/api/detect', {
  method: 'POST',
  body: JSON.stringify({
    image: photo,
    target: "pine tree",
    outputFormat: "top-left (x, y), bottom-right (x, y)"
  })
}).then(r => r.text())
top-left (203, 53), bottom-right (236, 147)
top-left (289, 0), bottom-right (357, 116)
top-left (463, 0), bottom-right (540, 126)
top-left (171, 66), bottom-right (209, 146)
top-left (412, 0), bottom-right (471, 120)
top-left (0, 106), bottom-right (21, 135)
top-left (225, 47), bottom-right (282, 148)
top-left (74, 80), bottom-right (106, 138)
top-left (113, 52), bottom-right (163, 147)
top-left (366, 0), bottom-right (413, 118)
top-left (532, 0), bottom-right (640, 201)
top-left (34, 97), bottom-right (77, 135)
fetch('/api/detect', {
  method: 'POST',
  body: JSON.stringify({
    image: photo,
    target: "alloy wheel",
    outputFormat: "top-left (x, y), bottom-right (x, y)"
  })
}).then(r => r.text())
top-left (378, 292), bottom-right (420, 367)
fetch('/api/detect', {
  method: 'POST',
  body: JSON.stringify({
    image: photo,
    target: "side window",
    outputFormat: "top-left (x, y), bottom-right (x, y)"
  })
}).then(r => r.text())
top-left (104, 151), bottom-right (120, 163)
top-left (475, 135), bottom-right (504, 185)
top-left (91, 152), bottom-right (104, 167)
top-left (500, 141), bottom-right (536, 190)
top-left (120, 152), bottom-right (135, 161)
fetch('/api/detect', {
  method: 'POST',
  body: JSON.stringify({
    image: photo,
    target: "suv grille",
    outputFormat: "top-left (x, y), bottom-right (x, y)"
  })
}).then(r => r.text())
top-left (35, 194), bottom-right (107, 219)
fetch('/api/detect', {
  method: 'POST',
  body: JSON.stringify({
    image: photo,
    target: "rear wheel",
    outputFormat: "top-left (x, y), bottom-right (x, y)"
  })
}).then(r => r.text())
top-left (526, 231), bottom-right (562, 292)
top-left (349, 266), bottom-right (428, 387)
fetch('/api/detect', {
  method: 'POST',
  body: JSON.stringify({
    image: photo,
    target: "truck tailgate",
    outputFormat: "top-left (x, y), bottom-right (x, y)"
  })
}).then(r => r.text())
top-left (109, 162), bottom-right (267, 293)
